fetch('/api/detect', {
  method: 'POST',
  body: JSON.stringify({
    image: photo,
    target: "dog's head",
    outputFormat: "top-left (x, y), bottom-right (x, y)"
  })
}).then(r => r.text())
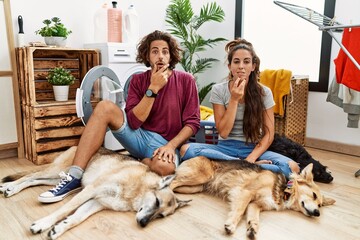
top-left (308, 158), bottom-right (334, 183)
top-left (136, 175), bottom-right (191, 227)
top-left (285, 163), bottom-right (335, 217)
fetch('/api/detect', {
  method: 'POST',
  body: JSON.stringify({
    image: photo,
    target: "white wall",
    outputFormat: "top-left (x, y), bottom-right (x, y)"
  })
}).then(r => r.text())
top-left (7, 0), bottom-right (360, 147)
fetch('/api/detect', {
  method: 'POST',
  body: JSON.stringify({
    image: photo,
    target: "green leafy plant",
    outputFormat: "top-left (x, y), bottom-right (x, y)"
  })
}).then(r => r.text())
top-left (47, 67), bottom-right (75, 85)
top-left (165, 0), bottom-right (227, 103)
top-left (35, 17), bottom-right (72, 38)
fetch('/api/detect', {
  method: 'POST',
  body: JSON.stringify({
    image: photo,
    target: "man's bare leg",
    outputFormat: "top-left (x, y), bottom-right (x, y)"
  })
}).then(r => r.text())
top-left (38, 101), bottom-right (124, 203)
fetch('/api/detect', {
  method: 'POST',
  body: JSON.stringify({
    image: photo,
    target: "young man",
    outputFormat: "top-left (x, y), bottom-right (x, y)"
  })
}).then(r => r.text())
top-left (39, 30), bottom-right (200, 203)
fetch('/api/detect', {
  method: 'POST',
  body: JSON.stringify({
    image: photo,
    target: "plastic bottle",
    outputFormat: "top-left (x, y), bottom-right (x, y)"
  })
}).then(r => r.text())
top-left (124, 4), bottom-right (140, 43)
top-left (94, 3), bottom-right (108, 43)
top-left (107, 1), bottom-right (122, 42)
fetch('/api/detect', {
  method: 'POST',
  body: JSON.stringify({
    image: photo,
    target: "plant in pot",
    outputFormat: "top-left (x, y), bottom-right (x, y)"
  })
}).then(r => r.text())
top-left (47, 67), bottom-right (75, 101)
top-left (35, 17), bottom-right (72, 47)
top-left (165, 0), bottom-right (227, 104)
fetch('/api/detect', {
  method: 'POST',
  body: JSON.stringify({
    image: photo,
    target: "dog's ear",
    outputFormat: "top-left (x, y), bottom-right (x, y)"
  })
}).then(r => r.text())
top-left (322, 196), bottom-right (336, 206)
top-left (159, 174), bottom-right (176, 189)
top-left (176, 198), bottom-right (192, 209)
top-left (300, 163), bottom-right (314, 182)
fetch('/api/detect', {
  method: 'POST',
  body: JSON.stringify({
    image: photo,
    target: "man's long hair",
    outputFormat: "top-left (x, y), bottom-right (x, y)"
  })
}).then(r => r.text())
top-left (136, 30), bottom-right (182, 70)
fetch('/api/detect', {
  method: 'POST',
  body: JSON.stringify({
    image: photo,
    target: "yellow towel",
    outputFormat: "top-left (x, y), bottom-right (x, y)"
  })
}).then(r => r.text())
top-left (200, 105), bottom-right (214, 120)
top-left (260, 69), bottom-right (292, 116)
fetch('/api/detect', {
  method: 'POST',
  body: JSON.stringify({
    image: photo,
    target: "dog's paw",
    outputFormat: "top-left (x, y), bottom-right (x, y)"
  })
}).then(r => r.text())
top-left (30, 219), bottom-right (53, 235)
top-left (0, 183), bottom-right (6, 194)
top-left (246, 226), bottom-right (257, 240)
top-left (224, 223), bottom-right (236, 235)
top-left (0, 183), bottom-right (18, 197)
top-left (47, 221), bottom-right (67, 240)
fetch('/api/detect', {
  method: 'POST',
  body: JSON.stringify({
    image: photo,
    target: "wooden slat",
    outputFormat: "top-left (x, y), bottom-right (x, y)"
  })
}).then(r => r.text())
top-left (34, 116), bottom-right (82, 130)
top-left (34, 70), bottom-right (80, 80)
top-left (33, 59), bottom-right (80, 69)
top-left (0, 71), bottom-right (12, 76)
top-left (33, 104), bottom-right (77, 117)
top-left (36, 138), bottom-right (80, 153)
top-left (35, 126), bottom-right (84, 140)
top-left (35, 88), bottom-right (78, 102)
top-left (35, 151), bottom-right (63, 165)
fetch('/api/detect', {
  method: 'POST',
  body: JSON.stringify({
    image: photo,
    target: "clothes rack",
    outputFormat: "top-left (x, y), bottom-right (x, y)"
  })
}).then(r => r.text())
top-left (274, 1), bottom-right (360, 71)
top-left (274, 1), bottom-right (360, 177)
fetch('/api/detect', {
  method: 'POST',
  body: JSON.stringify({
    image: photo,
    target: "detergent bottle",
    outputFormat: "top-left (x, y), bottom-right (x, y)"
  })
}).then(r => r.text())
top-left (124, 4), bottom-right (140, 43)
top-left (94, 3), bottom-right (108, 43)
top-left (94, 1), bottom-right (123, 43)
top-left (107, 1), bottom-right (123, 42)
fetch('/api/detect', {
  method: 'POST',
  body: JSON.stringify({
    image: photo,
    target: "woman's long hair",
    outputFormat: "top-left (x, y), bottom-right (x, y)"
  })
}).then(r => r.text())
top-left (136, 30), bottom-right (182, 70)
top-left (225, 38), bottom-right (268, 144)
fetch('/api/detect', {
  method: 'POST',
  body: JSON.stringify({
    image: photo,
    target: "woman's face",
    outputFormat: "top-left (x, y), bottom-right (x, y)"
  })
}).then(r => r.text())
top-left (228, 49), bottom-right (255, 81)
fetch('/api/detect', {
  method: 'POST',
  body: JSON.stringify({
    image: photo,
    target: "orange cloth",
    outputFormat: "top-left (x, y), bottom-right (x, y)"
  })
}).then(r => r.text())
top-left (334, 28), bottom-right (360, 91)
top-left (259, 69), bottom-right (292, 116)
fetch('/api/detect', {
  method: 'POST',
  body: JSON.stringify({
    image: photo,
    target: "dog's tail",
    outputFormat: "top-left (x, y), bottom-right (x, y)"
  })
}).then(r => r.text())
top-left (1, 167), bottom-right (46, 183)
top-left (2, 173), bottom-right (25, 182)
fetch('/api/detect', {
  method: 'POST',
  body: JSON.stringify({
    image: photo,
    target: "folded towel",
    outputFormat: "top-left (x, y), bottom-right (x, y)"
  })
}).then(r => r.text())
top-left (260, 69), bottom-right (292, 116)
top-left (200, 105), bottom-right (214, 120)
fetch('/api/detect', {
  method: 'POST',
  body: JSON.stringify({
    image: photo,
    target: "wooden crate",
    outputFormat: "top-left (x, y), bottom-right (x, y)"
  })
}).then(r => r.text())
top-left (16, 47), bottom-right (100, 105)
top-left (23, 102), bottom-right (84, 164)
top-left (16, 47), bottom-right (100, 164)
top-left (274, 78), bottom-right (309, 145)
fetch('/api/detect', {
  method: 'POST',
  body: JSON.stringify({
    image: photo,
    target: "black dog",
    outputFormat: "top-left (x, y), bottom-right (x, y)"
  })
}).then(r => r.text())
top-left (268, 134), bottom-right (334, 183)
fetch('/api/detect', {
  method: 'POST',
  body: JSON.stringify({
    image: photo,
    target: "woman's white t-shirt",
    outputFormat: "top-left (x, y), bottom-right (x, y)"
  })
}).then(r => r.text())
top-left (209, 81), bottom-right (275, 142)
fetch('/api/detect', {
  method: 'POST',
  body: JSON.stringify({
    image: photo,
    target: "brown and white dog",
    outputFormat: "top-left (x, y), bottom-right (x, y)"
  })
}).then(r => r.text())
top-left (0, 147), bottom-right (189, 240)
top-left (170, 156), bottom-right (335, 240)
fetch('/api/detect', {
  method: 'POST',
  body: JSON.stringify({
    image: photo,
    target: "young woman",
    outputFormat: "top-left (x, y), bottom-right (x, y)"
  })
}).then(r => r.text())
top-left (180, 38), bottom-right (299, 178)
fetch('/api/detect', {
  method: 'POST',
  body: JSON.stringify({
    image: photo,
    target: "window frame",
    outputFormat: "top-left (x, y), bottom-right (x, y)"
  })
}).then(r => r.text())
top-left (234, 0), bottom-right (336, 92)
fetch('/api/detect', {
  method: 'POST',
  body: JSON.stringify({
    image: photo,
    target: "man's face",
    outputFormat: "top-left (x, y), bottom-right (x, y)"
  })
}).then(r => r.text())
top-left (148, 40), bottom-right (171, 71)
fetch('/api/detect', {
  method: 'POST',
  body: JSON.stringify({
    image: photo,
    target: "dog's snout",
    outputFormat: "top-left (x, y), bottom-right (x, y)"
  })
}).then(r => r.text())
top-left (138, 218), bottom-right (149, 228)
top-left (313, 209), bottom-right (320, 217)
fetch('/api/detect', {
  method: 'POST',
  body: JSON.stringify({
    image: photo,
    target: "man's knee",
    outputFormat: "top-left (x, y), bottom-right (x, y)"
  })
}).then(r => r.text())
top-left (94, 100), bottom-right (119, 115)
top-left (93, 100), bottom-right (124, 129)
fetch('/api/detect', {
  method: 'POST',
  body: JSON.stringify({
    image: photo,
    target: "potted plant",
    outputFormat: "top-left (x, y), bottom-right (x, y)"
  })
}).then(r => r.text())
top-left (47, 67), bottom-right (75, 101)
top-left (35, 17), bottom-right (72, 47)
top-left (165, 0), bottom-right (227, 104)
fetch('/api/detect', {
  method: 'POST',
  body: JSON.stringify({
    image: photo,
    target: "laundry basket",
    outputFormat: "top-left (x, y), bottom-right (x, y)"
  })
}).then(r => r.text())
top-left (189, 120), bottom-right (218, 144)
top-left (274, 77), bottom-right (309, 145)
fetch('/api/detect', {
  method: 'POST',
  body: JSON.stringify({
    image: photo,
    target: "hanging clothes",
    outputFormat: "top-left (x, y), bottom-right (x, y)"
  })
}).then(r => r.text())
top-left (326, 76), bottom-right (360, 128)
top-left (334, 27), bottom-right (360, 91)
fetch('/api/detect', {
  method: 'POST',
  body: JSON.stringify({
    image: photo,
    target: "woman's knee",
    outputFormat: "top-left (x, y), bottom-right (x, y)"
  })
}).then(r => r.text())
top-left (180, 143), bottom-right (190, 157)
top-left (288, 160), bottom-right (300, 174)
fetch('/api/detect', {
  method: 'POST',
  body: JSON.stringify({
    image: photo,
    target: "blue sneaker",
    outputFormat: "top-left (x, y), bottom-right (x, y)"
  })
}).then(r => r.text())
top-left (38, 172), bottom-right (82, 203)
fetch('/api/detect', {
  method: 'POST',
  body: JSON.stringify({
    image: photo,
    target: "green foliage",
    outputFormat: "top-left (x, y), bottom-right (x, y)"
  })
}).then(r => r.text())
top-left (165, 0), bottom-right (227, 103)
top-left (47, 67), bottom-right (75, 85)
top-left (35, 17), bottom-right (72, 38)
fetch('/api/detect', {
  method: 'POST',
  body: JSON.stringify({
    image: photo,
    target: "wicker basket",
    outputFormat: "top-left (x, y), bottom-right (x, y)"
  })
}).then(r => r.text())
top-left (274, 78), bottom-right (309, 145)
top-left (191, 77), bottom-right (309, 146)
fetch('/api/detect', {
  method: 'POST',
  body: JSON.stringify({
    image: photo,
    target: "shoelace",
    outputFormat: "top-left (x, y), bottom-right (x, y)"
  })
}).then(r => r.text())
top-left (50, 172), bottom-right (72, 193)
